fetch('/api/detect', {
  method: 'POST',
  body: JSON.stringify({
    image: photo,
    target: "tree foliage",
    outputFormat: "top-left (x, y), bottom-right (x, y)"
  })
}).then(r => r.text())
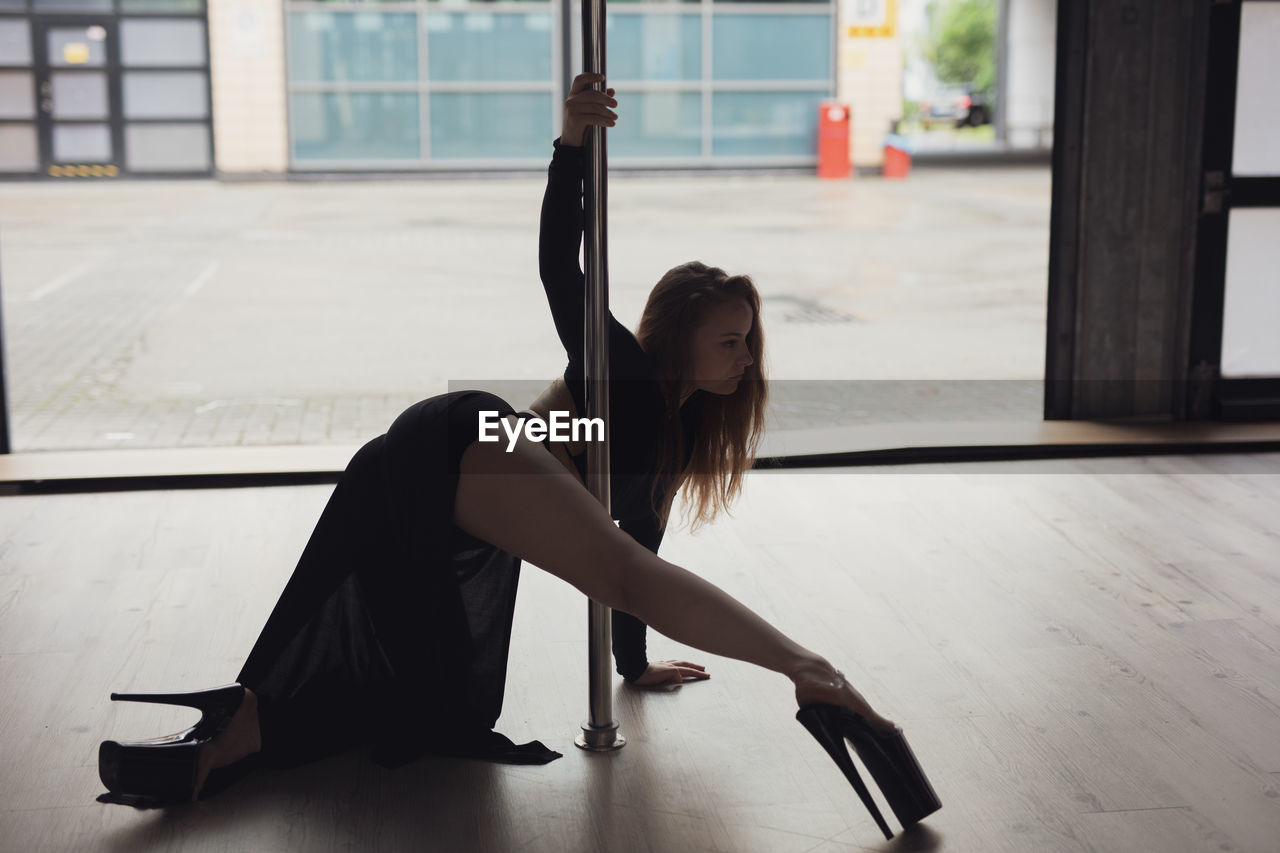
top-left (921, 0), bottom-right (997, 94)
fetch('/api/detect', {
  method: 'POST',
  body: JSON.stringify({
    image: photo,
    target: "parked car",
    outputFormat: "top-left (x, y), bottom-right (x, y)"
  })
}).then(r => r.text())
top-left (954, 89), bottom-right (992, 128)
top-left (919, 85), bottom-right (992, 129)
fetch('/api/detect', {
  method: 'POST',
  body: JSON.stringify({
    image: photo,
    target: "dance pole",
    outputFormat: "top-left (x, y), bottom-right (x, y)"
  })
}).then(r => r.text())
top-left (575, 0), bottom-right (624, 753)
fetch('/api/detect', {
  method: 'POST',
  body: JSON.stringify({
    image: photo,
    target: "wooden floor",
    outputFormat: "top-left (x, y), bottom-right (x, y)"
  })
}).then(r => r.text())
top-left (2, 453), bottom-right (1278, 852)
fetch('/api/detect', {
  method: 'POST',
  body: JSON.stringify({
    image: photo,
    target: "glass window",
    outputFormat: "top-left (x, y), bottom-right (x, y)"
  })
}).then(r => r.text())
top-left (123, 71), bottom-right (209, 119)
top-left (0, 71), bottom-right (35, 119)
top-left (48, 26), bottom-right (108, 68)
top-left (120, 0), bottom-right (205, 12)
top-left (712, 14), bottom-right (830, 80)
top-left (712, 91), bottom-right (826, 156)
top-left (126, 123), bottom-right (211, 171)
top-left (0, 124), bottom-right (38, 171)
top-left (121, 19), bottom-right (208, 67)
top-left (51, 70), bottom-right (109, 119)
top-left (426, 12), bottom-right (553, 82)
top-left (607, 13), bottom-right (700, 81)
top-left (52, 123), bottom-right (112, 161)
top-left (289, 12), bottom-right (418, 83)
top-left (33, 0), bottom-right (112, 11)
top-left (1220, 208), bottom-right (1280, 376)
top-left (292, 92), bottom-right (420, 161)
top-left (0, 20), bottom-right (31, 66)
top-left (429, 92), bottom-right (551, 158)
top-left (609, 90), bottom-right (700, 157)
top-left (1233, 2), bottom-right (1280, 176)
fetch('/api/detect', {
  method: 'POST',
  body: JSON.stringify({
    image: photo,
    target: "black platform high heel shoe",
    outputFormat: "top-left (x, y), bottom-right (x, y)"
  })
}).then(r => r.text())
top-left (797, 698), bottom-right (941, 840)
top-left (98, 683), bottom-right (245, 806)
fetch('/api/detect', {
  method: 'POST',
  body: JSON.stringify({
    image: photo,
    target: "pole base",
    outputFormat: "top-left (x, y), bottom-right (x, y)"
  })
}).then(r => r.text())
top-left (575, 720), bottom-right (626, 752)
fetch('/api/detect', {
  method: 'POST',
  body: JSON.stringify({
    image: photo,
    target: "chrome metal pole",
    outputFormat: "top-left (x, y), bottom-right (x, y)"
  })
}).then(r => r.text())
top-left (575, 0), bottom-right (624, 753)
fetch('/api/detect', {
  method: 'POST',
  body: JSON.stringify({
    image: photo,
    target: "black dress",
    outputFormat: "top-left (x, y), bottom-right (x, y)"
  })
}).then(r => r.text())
top-left (236, 139), bottom-right (700, 769)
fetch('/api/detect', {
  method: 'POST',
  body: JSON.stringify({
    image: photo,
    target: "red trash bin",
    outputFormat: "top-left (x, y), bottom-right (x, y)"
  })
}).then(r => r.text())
top-left (883, 144), bottom-right (911, 179)
top-left (817, 101), bottom-right (851, 179)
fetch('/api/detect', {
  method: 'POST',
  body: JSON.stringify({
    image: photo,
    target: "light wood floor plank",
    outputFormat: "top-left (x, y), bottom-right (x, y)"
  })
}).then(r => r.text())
top-left (1, 453), bottom-right (1278, 851)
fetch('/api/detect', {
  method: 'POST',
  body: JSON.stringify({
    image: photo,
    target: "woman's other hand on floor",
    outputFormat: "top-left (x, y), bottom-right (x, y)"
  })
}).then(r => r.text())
top-left (631, 659), bottom-right (710, 687)
top-left (561, 72), bottom-right (617, 147)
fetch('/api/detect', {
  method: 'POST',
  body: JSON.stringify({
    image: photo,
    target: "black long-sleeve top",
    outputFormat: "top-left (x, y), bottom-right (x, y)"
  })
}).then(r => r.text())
top-left (539, 138), bottom-right (702, 682)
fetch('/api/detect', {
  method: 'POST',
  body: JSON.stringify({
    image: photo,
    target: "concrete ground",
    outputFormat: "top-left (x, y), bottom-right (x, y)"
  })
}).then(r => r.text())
top-left (0, 163), bottom-right (1050, 451)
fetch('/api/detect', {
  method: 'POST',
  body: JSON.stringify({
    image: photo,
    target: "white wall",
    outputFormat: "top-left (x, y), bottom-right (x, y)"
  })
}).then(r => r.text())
top-left (838, 0), bottom-right (904, 168)
top-left (207, 0), bottom-right (289, 174)
top-left (1004, 0), bottom-right (1055, 149)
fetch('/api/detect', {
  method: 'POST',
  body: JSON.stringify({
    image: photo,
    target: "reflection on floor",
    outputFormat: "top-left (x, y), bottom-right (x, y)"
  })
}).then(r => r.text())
top-left (1, 453), bottom-right (1278, 852)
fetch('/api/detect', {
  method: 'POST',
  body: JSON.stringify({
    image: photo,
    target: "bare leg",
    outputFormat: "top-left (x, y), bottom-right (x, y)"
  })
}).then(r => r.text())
top-left (453, 418), bottom-right (896, 730)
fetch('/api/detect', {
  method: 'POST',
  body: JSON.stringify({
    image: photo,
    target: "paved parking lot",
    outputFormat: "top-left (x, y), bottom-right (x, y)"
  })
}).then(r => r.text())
top-left (0, 163), bottom-right (1051, 451)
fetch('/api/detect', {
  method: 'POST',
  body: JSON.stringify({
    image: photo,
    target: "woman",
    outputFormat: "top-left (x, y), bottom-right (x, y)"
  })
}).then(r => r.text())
top-left (530, 74), bottom-right (766, 690)
top-left (98, 73), bottom-right (937, 840)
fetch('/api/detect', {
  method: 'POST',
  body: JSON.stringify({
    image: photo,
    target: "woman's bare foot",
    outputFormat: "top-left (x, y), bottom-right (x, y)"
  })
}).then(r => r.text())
top-left (193, 687), bottom-right (262, 799)
top-left (792, 665), bottom-right (898, 733)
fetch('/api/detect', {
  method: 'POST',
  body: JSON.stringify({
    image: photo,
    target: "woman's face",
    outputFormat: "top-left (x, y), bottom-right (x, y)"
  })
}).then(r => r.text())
top-left (685, 298), bottom-right (755, 396)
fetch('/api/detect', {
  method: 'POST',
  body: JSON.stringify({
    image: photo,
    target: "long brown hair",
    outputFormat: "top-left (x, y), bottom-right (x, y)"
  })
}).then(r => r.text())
top-left (636, 261), bottom-right (768, 531)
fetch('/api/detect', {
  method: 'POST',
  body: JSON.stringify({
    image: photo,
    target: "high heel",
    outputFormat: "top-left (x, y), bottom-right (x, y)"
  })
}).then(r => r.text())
top-left (797, 703), bottom-right (941, 840)
top-left (98, 683), bottom-right (245, 806)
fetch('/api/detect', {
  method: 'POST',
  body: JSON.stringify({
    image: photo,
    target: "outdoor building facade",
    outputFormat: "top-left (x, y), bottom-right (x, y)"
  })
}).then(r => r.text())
top-left (284, 0), bottom-right (837, 170)
top-left (1, 0), bottom-right (857, 177)
top-left (0, 0), bottom-right (215, 176)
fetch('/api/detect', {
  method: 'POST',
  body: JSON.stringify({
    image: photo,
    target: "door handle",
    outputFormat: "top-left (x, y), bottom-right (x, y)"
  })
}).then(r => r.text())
top-left (41, 98), bottom-right (53, 114)
top-left (40, 81), bottom-right (52, 96)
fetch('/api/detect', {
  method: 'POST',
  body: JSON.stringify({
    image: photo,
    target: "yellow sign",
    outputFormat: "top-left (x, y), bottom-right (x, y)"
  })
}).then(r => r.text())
top-left (846, 0), bottom-right (897, 39)
top-left (49, 164), bottom-right (119, 178)
top-left (63, 42), bottom-right (90, 64)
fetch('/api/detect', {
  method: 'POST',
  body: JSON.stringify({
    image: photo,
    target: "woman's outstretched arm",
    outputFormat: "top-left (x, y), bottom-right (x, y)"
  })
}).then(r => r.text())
top-left (538, 74), bottom-right (618, 363)
top-left (453, 417), bottom-right (895, 729)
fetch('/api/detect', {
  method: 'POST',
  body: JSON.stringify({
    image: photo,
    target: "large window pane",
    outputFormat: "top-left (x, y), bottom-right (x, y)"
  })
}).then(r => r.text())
top-left (0, 71), bottom-right (35, 119)
top-left (426, 12), bottom-right (552, 81)
top-left (429, 92), bottom-right (551, 158)
top-left (121, 19), bottom-right (208, 67)
top-left (1220, 208), bottom-right (1280, 376)
top-left (123, 71), bottom-right (208, 119)
top-left (53, 123), bottom-right (112, 161)
top-left (48, 26), bottom-right (107, 68)
top-left (1233, 2), bottom-right (1280, 176)
top-left (34, 0), bottom-right (111, 11)
top-left (607, 13), bottom-right (700, 81)
top-left (0, 124), bottom-right (37, 170)
top-left (609, 90), bottom-right (700, 157)
top-left (51, 71), bottom-right (108, 119)
top-left (292, 91), bottom-right (420, 161)
top-left (566, 0), bottom-right (700, 4)
top-left (120, 0), bottom-right (205, 11)
top-left (712, 14), bottom-right (830, 80)
top-left (289, 12), bottom-right (418, 83)
top-left (0, 20), bottom-right (32, 66)
top-left (126, 123), bottom-right (211, 171)
top-left (712, 91), bottom-right (826, 156)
